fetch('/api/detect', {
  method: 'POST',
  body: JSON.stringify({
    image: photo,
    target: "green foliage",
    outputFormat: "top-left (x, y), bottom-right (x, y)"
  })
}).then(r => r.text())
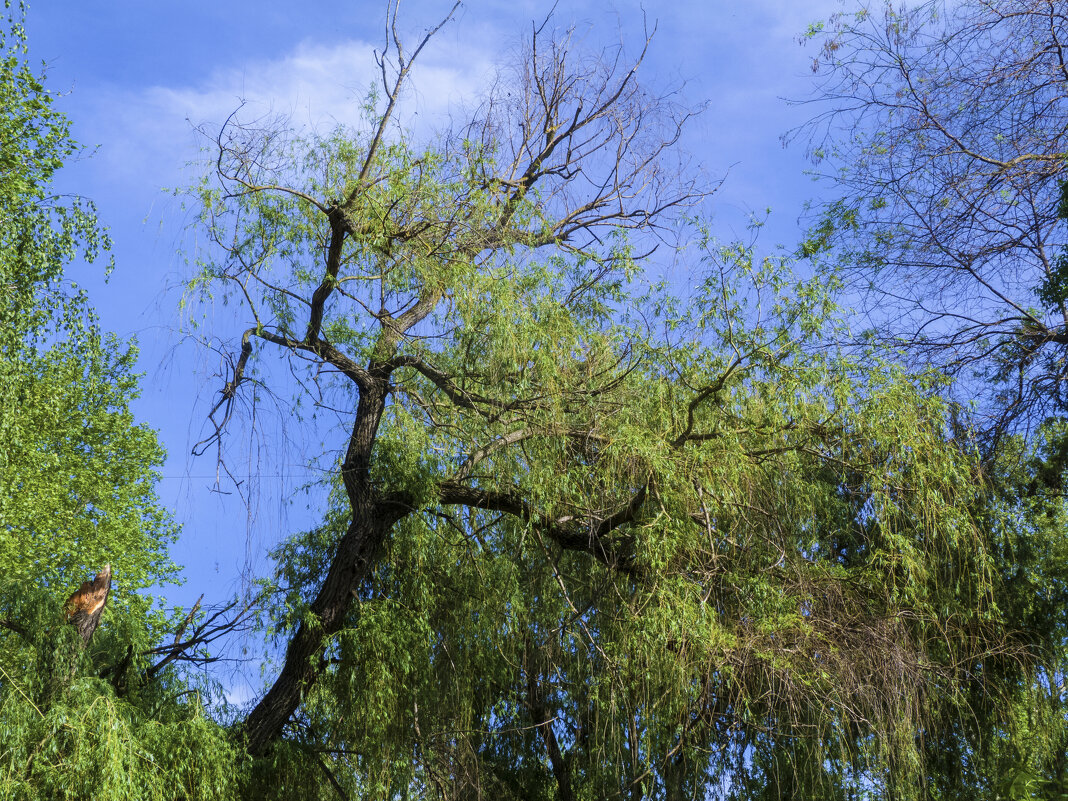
top-left (0, 3), bottom-right (175, 601)
top-left (928, 421), bottom-right (1068, 800)
top-left (0, 600), bottom-right (243, 801)
top-left (0, 8), bottom-right (245, 799)
top-left (226, 151), bottom-right (1006, 794)
top-left (0, 333), bottom-right (179, 599)
top-left (798, 2), bottom-right (1068, 794)
top-left (177, 5), bottom-right (1066, 797)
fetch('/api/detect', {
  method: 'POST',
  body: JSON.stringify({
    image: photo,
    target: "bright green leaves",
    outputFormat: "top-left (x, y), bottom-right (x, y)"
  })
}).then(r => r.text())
top-left (0, 671), bottom-right (242, 801)
top-left (187, 126), bottom-right (510, 366)
top-left (372, 402), bottom-right (440, 508)
top-left (0, 17), bottom-right (175, 604)
top-left (0, 10), bottom-right (238, 799)
top-left (0, 334), bottom-right (178, 597)
top-left (0, 43), bottom-right (111, 348)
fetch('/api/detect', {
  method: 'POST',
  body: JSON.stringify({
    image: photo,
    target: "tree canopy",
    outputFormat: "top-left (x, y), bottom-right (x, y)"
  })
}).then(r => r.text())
top-left (1, 2), bottom-right (1066, 799)
top-left (0, 4), bottom-right (176, 600)
top-left (178, 5), bottom-right (1046, 798)
top-left (799, 1), bottom-right (1068, 795)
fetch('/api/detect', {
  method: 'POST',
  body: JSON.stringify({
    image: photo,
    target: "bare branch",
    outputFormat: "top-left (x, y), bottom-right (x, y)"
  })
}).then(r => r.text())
top-left (145, 592), bottom-right (263, 679)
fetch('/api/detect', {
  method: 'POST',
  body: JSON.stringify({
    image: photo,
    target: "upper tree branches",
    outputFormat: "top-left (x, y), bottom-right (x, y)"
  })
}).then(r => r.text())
top-left (798, 0), bottom-right (1068, 433)
top-left (190, 6), bottom-right (709, 757)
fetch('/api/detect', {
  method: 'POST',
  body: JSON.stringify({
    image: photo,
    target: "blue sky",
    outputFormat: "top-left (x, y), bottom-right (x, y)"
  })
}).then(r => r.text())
top-left (24, 0), bottom-right (844, 691)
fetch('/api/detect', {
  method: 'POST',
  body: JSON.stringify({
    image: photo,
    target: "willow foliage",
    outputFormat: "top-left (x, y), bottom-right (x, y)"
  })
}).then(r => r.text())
top-left (169, 6), bottom-right (1040, 794)
top-left (216, 166), bottom-right (1006, 795)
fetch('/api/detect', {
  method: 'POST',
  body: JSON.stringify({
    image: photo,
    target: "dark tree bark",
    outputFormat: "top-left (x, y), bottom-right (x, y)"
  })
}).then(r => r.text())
top-left (242, 373), bottom-right (405, 756)
top-left (242, 506), bottom-right (395, 756)
top-left (242, 500), bottom-right (409, 755)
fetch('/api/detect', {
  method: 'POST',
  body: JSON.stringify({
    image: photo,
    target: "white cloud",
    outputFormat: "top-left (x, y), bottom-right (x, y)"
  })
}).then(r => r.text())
top-left (149, 37), bottom-right (492, 133)
top-left (73, 36), bottom-right (495, 196)
top-left (70, 1), bottom-right (841, 200)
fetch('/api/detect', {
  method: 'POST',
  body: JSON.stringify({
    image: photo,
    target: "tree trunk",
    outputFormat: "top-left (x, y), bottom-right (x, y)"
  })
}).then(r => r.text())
top-left (242, 370), bottom-right (399, 756)
top-left (241, 497), bottom-right (397, 757)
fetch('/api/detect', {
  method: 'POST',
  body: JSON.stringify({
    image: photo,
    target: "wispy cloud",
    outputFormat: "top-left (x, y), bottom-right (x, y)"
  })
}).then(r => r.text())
top-left (70, 36), bottom-right (495, 195)
top-left (150, 37), bottom-right (493, 134)
top-left (67, 0), bottom-right (840, 202)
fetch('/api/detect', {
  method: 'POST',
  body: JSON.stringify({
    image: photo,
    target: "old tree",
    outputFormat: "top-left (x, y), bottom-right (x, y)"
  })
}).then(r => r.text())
top-left (0, 2), bottom-right (1056, 799)
top-left (183, 6), bottom-right (1027, 799)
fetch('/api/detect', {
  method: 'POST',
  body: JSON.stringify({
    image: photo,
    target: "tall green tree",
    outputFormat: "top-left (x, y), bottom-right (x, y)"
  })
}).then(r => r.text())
top-left (186, 7), bottom-right (1024, 797)
top-left (0, 7), bottom-right (176, 599)
top-left (916, 422), bottom-right (1068, 800)
top-left (796, 1), bottom-right (1068, 795)
top-left (0, 9), bottom-right (245, 800)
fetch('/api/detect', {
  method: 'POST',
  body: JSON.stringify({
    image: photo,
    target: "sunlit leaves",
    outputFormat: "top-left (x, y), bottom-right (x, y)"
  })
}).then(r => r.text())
top-left (0, 10), bottom-right (240, 799)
